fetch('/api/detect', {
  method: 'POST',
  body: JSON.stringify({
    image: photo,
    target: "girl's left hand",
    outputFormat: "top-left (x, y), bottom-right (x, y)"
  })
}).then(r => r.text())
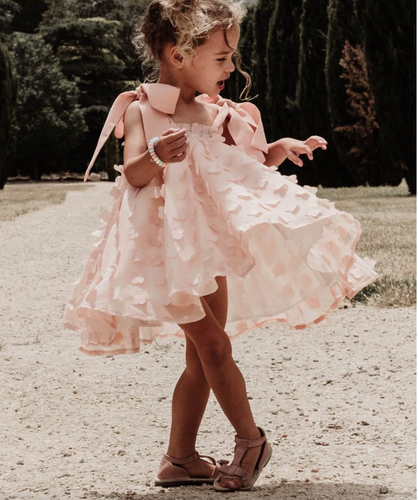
top-left (280, 136), bottom-right (327, 167)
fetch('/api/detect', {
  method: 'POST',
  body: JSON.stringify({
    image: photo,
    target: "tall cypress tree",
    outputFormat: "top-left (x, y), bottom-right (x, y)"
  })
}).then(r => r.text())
top-left (354, 0), bottom-right (416, 194)
top-left (334, 41), bottom-right (384, 185)
top-left (224, 4), bottom-right (255, 103)
top-left (326, 0), bottom-right (403, 187)
top-left (247, 0), bottom-right (276, 134)
top-left (265, 0), bottom-right (308, 179)
top-left (0, 41), bottom-right (17, 188)
top-left (224, 0), bottom-right (275, 137)
top-left (0, 0), bottom-right (19, 188)
top-left (325, 0), bottom-right (361, 183)
top-left (266, 0), bottom-right (302, 141)
top-left (296, 0), bottom-right (353, 187)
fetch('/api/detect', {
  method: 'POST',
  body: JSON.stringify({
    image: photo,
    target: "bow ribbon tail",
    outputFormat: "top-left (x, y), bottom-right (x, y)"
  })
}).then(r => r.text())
top-left (83, 90), bottom-right (138, 182)
top-left (237, 102), bottom-right (269, 154)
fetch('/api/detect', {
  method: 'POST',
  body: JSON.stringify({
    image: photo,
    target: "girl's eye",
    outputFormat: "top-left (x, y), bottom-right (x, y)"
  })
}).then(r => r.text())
top-left (217, 58), bottom-right (226, 62)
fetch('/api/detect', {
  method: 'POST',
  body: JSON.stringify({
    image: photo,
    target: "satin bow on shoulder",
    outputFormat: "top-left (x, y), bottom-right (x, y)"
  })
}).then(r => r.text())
top-left (196, 94), bottom-right (269, 162)
top-left (84, 83), bottom-right (180, 182)
top-left (84, 83), bottom-right (269, 182)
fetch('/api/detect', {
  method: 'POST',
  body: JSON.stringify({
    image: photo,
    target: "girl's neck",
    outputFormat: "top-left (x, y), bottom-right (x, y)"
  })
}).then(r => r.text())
top-left (157, 70), bottom-right (196, 105)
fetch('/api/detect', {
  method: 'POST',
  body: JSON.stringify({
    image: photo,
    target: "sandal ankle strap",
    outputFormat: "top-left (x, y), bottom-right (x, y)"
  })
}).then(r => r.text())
top-left (231, 428), bottom-right (266, 468)
top-left (162, 451), bottom-right (199, 465)
top-left (234, 427), bottom-right (266, 448)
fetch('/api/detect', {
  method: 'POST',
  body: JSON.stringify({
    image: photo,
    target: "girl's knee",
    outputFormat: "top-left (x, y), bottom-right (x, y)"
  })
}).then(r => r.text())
top-left (198, 334), bottom-right (232, 367)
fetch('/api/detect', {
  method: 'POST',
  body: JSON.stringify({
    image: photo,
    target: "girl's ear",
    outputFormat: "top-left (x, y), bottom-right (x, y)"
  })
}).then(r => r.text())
top-left (169, 46), bottom-right (184, 69)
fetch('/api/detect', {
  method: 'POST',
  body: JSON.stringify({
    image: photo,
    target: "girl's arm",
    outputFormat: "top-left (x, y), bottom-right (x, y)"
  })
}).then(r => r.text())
top-left (264, 136), bottom-right (328, 168)
top-left (123, 102), bottom-right (187, 188)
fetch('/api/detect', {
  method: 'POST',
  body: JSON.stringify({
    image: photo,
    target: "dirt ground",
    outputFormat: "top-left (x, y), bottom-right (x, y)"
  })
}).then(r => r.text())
top-left (0, 183), bottom-right (415, 500)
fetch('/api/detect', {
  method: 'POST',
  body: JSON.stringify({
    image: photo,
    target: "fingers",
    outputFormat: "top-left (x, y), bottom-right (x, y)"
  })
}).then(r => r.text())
top-left (290, 145), bottom-right (313, 162)
top-left (305, 135), bottom-right (328, 150)
top-left (160, 128), bottom-right (186, 143)
top-left (161, 128), bottom-right (187, 139)
top-left (154, 128), bottom-right (188, 163)
top-left (288, 152), bottom-right (303, 167)
top-left (303, 145), bottom-right (314, 161)
top-left (170, 151), bottom-right (187, 163)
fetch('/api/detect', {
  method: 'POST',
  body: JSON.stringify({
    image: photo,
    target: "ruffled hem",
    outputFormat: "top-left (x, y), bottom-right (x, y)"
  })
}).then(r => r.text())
top-left (63, 126), bottom-right (378, 356)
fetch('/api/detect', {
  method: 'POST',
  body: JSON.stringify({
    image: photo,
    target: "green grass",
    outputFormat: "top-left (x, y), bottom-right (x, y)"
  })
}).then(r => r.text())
top-left (0, 180), bottom-right (415, 307)
top-left (317, 181), bottom-right (416, 307)
top-left (0, 182), bottom-right (91, 223)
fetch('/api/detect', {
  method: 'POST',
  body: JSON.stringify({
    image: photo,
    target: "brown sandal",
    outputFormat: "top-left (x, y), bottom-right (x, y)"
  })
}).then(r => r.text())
top-left (155, 451), bottom-right (224, 487)
top-left (214, 427), bottom-right (272, 492)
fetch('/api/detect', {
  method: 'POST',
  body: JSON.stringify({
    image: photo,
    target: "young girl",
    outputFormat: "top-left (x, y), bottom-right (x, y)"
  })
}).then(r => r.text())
top-left (64, 0), bottom-right (378, 492)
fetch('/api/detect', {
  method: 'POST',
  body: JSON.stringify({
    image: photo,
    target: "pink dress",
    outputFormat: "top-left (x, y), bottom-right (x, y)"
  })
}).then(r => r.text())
top-left (63, 83), bottom-right (378, 355)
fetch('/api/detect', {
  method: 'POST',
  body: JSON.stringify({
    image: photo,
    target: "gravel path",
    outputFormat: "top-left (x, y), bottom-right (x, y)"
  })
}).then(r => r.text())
top-left (0, 182), bottom-right (415, 500)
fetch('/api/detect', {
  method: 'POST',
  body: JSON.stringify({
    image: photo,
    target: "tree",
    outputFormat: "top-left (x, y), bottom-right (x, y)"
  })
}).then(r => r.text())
top-left (248, 0), bottom-right (276, 137)
top-left (326, 0), bottom-right (402, 187)
top-left (264, 0), bottom-right (308, 180)
top-left (224, 4), bottom-right (255, 103)
top-left (9, 33), bottom-right (86, 179)
top-left (266, 0), bottom-right (303, 141)
top-left (0, 0), bottom-right (20, 188)
top-left (354, 0), bottom-right (416, 194)
top-left (295, 0), bottom-right (354, 187)
top-left (0, 0), bottom-right (20, 35)
top-left (0, 41), bottom-right (17, 188)
top-left (105, 132), bottom-right (121, 182)
top-left (41, 0), bottom-right (71, 27)
top-left (40, 17), bottom-right (126, 171)
top-left (334, 41), bottom-right (385, 185)
top-left (10, 0), bottom-right (48, 33)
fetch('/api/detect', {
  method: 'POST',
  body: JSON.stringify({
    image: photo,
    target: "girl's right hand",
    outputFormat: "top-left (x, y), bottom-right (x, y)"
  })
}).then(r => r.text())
top-left (154, 128), bottom-right (188, 163)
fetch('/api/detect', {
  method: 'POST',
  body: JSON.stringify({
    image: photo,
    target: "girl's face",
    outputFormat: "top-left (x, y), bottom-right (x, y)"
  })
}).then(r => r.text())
top-left (182, 26), bottom-right (239, 97)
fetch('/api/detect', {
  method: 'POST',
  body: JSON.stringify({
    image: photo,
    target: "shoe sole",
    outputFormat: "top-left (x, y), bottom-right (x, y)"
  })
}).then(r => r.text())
top-left (155, 477), bottom-right (215, 487)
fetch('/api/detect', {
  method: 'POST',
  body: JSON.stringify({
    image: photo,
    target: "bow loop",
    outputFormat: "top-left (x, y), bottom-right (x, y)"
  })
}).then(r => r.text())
top-left (83, 84), bottom-right (181, 182)
top-left (196, 93), bottom-right (268, 162)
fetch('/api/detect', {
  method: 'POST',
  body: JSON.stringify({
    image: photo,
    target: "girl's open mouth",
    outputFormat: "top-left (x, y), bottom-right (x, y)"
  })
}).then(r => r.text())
top-left (218, 81), bottom-right (225, 91)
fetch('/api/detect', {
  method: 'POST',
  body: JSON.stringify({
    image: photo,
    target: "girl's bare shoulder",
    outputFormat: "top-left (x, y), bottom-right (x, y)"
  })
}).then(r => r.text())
top-left (124, 100), bottom-right (144, 131)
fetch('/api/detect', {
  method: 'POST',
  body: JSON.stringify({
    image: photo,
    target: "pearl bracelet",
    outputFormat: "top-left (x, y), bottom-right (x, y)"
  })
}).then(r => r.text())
top-left (148, 137), bottom-right (166, 168)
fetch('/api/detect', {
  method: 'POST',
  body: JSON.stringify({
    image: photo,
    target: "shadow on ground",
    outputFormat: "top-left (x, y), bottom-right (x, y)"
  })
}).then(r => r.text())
top-left (85, 481), bottom-right (404, 500)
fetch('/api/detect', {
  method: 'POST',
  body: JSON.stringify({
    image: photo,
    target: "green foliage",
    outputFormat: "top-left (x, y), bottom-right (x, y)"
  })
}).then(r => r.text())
top-left (224, 4), bottom-right (255, 102)
top-left (105, 133), bottom-right (121, 183)
top-left (325, 0), bottom-right (362, 182)
top-left (225, 1), bottom-right (276, 130)
top-left (9, 33), bottom-right (87, 179)
top-left (10, 0), bottom-right (48, 33)
top-left (2, 0), bottom-right (414, 190)
top-left (266, 0), bottom-right (302, 140)
top-left (40, 16), bottom-right (127, 171)
top-left (326, 0), bottom-right (403, 188)
top-left (334, 42), bottom-right (383, 185)
top-left (0, 41), bottom-right (17, 188)
top-left (40, 0), bottom-right (71, 27)
top-left (0, 0), bottom-right (20, 36)
top-left (296, 0), bottom-right (354, 187)
top-left (265, 0), bottom-right (306, 180)
top-left (354, 0), bottom-right (416, 194)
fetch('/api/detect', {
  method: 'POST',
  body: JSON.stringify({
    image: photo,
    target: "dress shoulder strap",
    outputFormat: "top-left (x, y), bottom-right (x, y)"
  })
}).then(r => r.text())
top-left (196, 94), bottom-right (269, 163)
top-left (83, 83), bottom-right (180, 182)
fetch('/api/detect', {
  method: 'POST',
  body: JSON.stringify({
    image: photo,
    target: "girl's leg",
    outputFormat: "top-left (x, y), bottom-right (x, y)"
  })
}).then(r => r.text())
top-left (164, 277), bottom-right (228, 478)
top-left (178, 292), bottom-right (263, 489)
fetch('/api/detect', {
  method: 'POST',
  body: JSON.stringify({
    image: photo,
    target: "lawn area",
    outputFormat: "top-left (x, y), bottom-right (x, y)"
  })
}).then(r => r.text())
top-left (0, 179), bottom-right (415, 307)
top-left (317, 181), bottom-right (416, 307)
top-left (0, 182), bottom-right (92, 223)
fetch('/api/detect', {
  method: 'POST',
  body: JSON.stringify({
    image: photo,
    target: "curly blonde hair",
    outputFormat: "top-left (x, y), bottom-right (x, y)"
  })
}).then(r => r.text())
top-left (132, 0), bottom-right (251, 99)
